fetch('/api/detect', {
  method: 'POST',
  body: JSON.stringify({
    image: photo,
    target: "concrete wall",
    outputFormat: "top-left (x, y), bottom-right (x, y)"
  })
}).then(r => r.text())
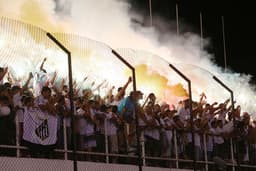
top-left (0, 157), bottom-right (192, 171)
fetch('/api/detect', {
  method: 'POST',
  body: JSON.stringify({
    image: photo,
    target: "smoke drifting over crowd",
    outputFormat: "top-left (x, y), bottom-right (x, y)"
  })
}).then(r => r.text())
top-left (0, 0), bottom-right (255, 117)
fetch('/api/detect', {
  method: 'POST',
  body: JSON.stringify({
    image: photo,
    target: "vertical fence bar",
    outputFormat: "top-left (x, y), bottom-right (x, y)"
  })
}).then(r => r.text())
top-left (148, 0), bottom-right (153, 26)
top-left (230, 138), bottom-right (235, 171)
top-left (104, 118), bottom-right (109, 163)
top-left (174, 130), bottom-right (179, 168)
top-left (203, 133), bottom-right (208, 171)
top-left (175, 1), bottom-right (180, 36)
top-left (63, 118), bottom-right (68, 160)
top-left (221, 16), bottom-right (227, 71)
top-left (141, 130), bottom-right (146, 166)
top-left (126, 124), bottom-right (130, 154)
top-left (15, 118), bottom-right (20, 157)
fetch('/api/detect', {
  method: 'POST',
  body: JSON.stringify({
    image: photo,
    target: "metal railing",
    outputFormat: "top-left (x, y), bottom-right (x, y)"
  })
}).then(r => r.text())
top-left (1, 117), bottom-right (256, 171)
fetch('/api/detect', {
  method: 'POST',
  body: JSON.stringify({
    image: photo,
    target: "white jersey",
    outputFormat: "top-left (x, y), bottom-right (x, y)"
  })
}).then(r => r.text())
top-left (207, 128), bottom-right (214, 151)
top-left (177, 107), bottom-right (190, 124)
top-left (13, 92), bottom-right (24, 123)
top-left (105, 112), bottom-right (118, 136)
top-left (76, 108), bottom-right (87, 135)
top-left (23, 107), bottom-right (57, 145)
top-left (144, 114), bottom-right (160, 140)
top-left (77, 108), bottom-right (96, 136)
top-left (162, 116), bottom-right (173, 142)
top-left (213, 127), bottom-right (224, 144)
top-left (13, 92), bottom-right (22, 108)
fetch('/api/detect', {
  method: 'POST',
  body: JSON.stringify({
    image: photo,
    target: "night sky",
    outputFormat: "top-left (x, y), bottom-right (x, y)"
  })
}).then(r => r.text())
top-left (129, 0), bottom-right (255, 83)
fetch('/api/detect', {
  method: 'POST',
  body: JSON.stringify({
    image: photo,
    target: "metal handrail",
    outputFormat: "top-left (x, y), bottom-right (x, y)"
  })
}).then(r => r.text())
top-left (1, 131), bottom-right (256, 170)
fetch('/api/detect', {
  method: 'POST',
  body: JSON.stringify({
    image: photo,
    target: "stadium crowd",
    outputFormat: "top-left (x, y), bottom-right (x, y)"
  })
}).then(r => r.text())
top-left (0, 58), bottom-right (256, 170)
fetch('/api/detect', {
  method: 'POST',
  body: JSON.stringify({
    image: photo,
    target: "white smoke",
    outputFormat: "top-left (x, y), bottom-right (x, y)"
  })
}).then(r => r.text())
top-left (56, 0), bottom-right (256, 116)
top-left (0, 0), bottom-right (255, 116)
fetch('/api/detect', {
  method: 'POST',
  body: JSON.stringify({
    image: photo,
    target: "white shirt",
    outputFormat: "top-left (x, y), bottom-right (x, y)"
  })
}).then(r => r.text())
top-left (207, 127), bottom-right (214, 151)
top-left (144, 114), bottom-right (160, 140)
top-left (213, 127), bottom-right (224, 144)
top-left (177, 107), bottom-right (190, 124)
top-left (105, 112), bottom-right (118, 136)
top-left (85, 108), bottom-right (96, 136)
top-left (76, 108), bottom-right (87, 135)
top-left (162, 116), bottom-right (173, 142)
top-left (33, 71), bottom-right (49, 97)
top-left (35, 95), bottom-right (48, 107)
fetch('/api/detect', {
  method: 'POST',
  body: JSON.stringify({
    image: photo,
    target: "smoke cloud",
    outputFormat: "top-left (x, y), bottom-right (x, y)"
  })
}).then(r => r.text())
top-left (0, 0), bottom-right (255, 117)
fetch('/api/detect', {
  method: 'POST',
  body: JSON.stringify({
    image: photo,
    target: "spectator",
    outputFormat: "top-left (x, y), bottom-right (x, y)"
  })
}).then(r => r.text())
top-left (0, 95), bottom-right (15, 156)
top-left (118, 90), bottom-right (143, 123)
top-left (105, 105), bottom-right (120, 163)
top-left (160, 109), bottom-right (175, 167)
top-left (143, 104), bottom-right (160, 166)
top-left (212, 119), bottom-right (225, 159)
top-left (22, 93), bottom-right (58, 158)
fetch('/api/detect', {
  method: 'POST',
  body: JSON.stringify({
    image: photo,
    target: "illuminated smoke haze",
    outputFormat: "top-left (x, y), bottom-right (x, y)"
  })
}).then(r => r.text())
top-left (0, 0), bottom-right (255, 117)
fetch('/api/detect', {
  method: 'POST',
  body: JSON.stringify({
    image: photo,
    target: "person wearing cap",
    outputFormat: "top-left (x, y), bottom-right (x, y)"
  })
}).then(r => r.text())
top-left (142, 92), bottom-right (156, 108)
top-left (117, 90), bottom-right (143, 123)
top-left (117, 90), bottom-right (143, 155)
top-left (22, 92), bottom-right (57, 158)
top-left (175, 98), bottom-right (190, 159)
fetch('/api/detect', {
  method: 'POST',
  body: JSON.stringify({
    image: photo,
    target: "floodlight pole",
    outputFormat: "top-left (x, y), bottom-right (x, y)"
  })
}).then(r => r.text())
top-left (221, 16), bottom-right (227, 71)
top-left (176, 0), bottom-right (180, 36)
top-left (46, 33), bottom-right (77, 171)
top-left (213, 76), bottom-right (240, 171)
top-left (112, 50), bottom-right (142, 171)
top-left (148, 0), bottom-right (153, 26)
top-left (169, 63), bottom-right (196, 171)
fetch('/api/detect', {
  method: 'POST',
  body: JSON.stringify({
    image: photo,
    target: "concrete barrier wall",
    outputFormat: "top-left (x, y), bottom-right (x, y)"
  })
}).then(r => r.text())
top-left (0, 157), bottom-right (192, 171)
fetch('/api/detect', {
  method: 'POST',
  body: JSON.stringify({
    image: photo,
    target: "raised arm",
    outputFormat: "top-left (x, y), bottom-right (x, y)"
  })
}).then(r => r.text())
top-left (60, 78), bottom-right (66, 91)
top-left (7, 72), bottom-right (14, 84)
top-left (49, 71), bottom-right (57, 86)
top-left (22, 72), bottom-right (33, 91)
top-left (199, 92), bottom-right (207, 105)
top-left (103, 86), bottom-right (115, 102)
top-left (115, 76), bottom-right (132, 100)
top-left (0, 67), bottom-right (8, 82)
top-left (40, 57), bottom-right (47, 72)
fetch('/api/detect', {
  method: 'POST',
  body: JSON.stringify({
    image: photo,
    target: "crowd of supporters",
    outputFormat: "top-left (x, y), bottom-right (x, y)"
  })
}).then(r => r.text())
top-left (0, 58), bottom-right (256, 170)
